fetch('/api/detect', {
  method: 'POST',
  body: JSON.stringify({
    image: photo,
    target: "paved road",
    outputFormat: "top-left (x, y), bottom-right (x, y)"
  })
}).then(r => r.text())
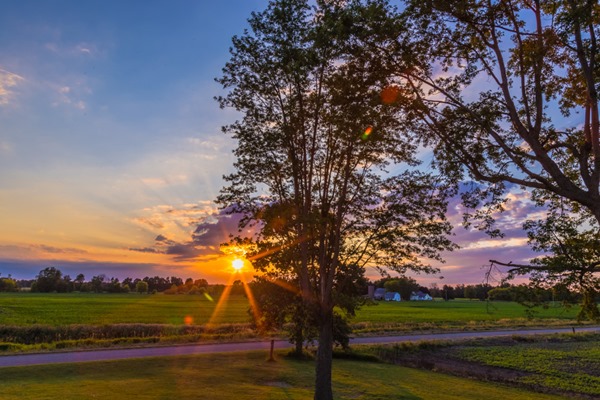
top-left (1, 326), bottom-right (599, 368)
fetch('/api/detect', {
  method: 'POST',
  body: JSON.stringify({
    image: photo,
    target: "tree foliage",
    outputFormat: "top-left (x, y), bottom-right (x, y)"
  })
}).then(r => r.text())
top-left (348, 0), bottom-right (600, 315)
top-left (0, 276), bottom-right (18, 292)
top-left (136, 280), bottom-right (149, 294)
top-left (380, 0), bottom-right (600, 222)
top-left (216, 1), bottom-right (456, 398)
top-left (493, 203), bottom-right (600, 319)
top-left (31, 267), bottom-right (66, 293)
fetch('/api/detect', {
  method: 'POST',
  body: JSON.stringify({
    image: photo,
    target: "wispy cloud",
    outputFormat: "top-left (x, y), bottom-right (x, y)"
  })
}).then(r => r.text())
top-left (51, 81), bottom-right (91, 110)
top-left (0, 140), bottom-right (13, 154)
top-left (0, 68), bottom-right (24, 106)
top-left (30, 244), bottom-right (88, 255)
top-left (141, 174), bottom-right (189, 188)
top-left (128, 246), bottom-right (159, 253)
top-left (132, 201), bottom-right (218, 241)
top-left (0, 243), bottom-right (88, 259)
top-left (45, 41), bottom-right (101, 58)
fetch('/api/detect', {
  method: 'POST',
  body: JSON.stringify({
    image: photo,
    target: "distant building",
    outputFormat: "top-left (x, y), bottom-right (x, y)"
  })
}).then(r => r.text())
top-left (374, 288), bottom-right (386, 300)
top-left (410, 291), bottom-right (433, 301)
top-left (384, 292), bottom-right (401, 302)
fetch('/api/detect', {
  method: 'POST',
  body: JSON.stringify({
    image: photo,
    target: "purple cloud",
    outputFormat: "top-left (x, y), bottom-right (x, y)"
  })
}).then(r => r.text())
top-left (0, 258), bottom-right (169, 281)
top-left (130, 208), bottom-right (250, 261)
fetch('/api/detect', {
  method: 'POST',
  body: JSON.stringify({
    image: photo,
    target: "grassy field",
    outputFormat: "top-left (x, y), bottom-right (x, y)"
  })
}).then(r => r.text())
top-left (0, 293), bottom-right (593, 399)
top-left (0, 292), bottom-right (580, 327)
top-left (0, 350), bottom-right (565, 400)
top-left (353, 298), bottom-right (578, 328)
top-left (0, 292), bottom-right (249, 326)
top-left (455, 336), bottom-right (600, 396)
top-left (361, 333), bottom-right (600, 398)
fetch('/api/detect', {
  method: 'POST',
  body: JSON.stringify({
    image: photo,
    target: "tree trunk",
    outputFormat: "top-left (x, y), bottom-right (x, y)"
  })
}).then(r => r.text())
top-left (578, 288), bottom-right (600, 322)
top-left (294, 326), bottom-right (304, 357)
top-left (314, 306), bottom-right (334, 400)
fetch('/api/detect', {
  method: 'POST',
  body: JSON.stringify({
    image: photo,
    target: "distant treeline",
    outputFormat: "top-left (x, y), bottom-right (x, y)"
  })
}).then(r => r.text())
top-left (429, 282), bottom-right (584, 303)
top-left (0, 267), bottom-right (224, 295)
top-left (1, 267), bottom-right (586, 304)
top-left (371, 276), bottom-right (584, 303)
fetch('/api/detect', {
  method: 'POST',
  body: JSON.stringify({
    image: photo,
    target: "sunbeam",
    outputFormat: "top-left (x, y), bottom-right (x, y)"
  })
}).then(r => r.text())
top-left (206, 273), bottom-right (236, 327)
top-left (240, 270), bottom-right (262, 329)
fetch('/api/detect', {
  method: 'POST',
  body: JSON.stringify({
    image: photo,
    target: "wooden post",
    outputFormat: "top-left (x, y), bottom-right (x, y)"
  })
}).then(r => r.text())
top-left (268, 339), bottom-right (275, 362)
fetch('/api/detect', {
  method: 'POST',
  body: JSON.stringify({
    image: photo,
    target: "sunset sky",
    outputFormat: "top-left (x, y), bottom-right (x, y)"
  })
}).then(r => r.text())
top-left (0, 1), bottom-right (546, 285)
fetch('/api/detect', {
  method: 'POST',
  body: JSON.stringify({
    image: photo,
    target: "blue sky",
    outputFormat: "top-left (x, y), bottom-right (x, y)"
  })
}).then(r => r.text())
top-left (0, 1), bottom-right (541, 284)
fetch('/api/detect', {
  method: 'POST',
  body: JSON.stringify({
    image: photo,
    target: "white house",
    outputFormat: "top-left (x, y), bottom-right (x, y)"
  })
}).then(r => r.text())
top-left (373, 288), bottom-right (386, 300)
top-left (410, 291), bottom-right (433, 301)
top-left (384, 292), bottom-right (401, 302)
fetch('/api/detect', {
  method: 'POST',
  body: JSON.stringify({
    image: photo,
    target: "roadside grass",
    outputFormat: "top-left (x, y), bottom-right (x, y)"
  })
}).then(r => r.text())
top-left (0, 350), bottom-right (565, 400)
top-left (0, 323), bottom-right (259, 352)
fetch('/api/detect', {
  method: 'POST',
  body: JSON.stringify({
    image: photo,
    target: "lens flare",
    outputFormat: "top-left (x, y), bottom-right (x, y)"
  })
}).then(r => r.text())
top-left (380, 85), bottom-right (400, 104)
top-left (362, 126), bottom-right (373, 140)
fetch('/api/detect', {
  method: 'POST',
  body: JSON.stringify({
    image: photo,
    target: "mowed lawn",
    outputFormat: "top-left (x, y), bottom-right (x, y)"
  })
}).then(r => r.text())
top-left (0, 350), bottom-right (564, 400)
top-left (0, 292), bottom-right (580, 327)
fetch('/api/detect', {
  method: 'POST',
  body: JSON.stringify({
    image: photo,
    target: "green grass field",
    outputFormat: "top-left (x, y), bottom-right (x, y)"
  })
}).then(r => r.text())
top-left (0, 350), bottom-right (564, 400)
top-left (0, 292), bottom-right (580, 327)
top-left (354, 298), bottom-right (578, 324)
top-left (0, 293), bottom-right (593, 399)
top-left (455, 337), bottom-right (600, 396)
top-left (0, 292), bottom-right (249, 326)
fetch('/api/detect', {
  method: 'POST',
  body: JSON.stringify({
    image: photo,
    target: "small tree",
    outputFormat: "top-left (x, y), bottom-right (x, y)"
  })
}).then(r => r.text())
top-left (492, 207), bottom-right (600, 320)
top-left (0, 277), bottom-right (18, 292)
top-left (32, 267), bottom-right (63, 292)
top-left (90, 275), bottom-right (106, 293)
top-left (136, 281), bottom-right (148, 294)
top-left (251, 276), bottom-right (315, 356)
top-left (74, 274), bottom-right (85, 291)
top-left (251, 263), bottom-right (367, 357)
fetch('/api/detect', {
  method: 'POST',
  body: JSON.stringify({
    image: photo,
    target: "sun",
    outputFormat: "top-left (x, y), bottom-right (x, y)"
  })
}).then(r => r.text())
top-left (232, 258), bottom-right (244, 271)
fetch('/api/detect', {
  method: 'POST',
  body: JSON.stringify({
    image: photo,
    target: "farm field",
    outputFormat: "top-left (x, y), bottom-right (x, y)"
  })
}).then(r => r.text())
top-left (365, 333), bottom-right (600, 398)
top-left (0, 292), bottom-right (249, 326)
top-left (353, 298), bottom-right (578, 324)
top-left (455, 336), bottom-right (600, 396)
top-left (0, 292), bottom-right (580, 327)
top-left (0, 349), bottom-right (565, 400)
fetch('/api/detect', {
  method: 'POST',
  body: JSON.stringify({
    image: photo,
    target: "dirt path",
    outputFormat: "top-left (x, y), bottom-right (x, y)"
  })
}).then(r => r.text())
top-left (1, 325), bottom-right (598, 368)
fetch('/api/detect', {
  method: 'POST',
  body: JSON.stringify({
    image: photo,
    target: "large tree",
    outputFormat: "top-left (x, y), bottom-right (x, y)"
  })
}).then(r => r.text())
top-left (351, 0), bottom-right (600, 309)
top-left (216, 1), bottom-right (455, 398)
